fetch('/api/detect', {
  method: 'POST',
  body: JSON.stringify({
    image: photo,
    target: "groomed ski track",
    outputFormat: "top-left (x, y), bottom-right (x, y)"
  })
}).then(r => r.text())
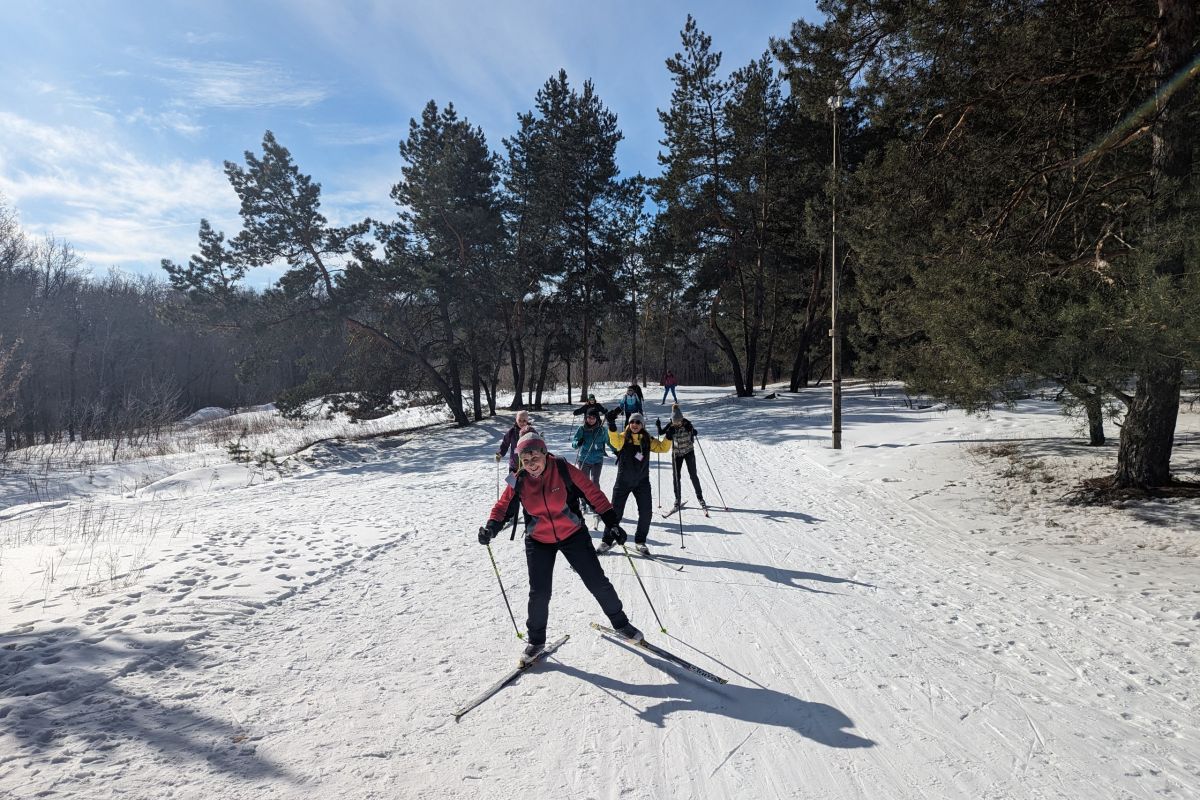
top-left (1, 386), bottom-right (1195, 799)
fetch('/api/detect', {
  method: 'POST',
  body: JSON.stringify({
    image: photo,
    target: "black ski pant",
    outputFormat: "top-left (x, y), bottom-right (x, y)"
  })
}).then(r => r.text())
top-left (610, 479), bottom-right (653, 544)
top-left (575, 461), bottom-right (604, 511)
top-left (525, 527), bottom-right (628, 646)
top-left (671, 450), bottom-right (704, 505)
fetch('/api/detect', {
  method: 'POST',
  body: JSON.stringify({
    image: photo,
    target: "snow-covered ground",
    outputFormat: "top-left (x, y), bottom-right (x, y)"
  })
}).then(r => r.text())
top-left (1, 383), bottom-right (1197, 799)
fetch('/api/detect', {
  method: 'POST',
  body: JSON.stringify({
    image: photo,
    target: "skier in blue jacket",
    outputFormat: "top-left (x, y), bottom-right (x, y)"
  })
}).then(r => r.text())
top-left (572, 408), bottom-right (610, 523)
top-left (616, 385), bottom-right (643, 424)
top-left (572, 408), bottom-right (609, 485)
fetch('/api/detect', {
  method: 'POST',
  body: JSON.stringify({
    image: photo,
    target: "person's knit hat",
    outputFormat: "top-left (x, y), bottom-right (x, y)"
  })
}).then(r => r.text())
top-left (671, 404), bottom-right (683, 422)
top-left (515, 431), bottom-right (546, 454)
top-left (628, 412), bottom-right (645, 425)
top-left (588, 393), bottom-right (596, 401)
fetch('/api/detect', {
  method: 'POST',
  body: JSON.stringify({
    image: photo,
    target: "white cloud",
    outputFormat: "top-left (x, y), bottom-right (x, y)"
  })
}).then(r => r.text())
top-left (183, 31), bottom-right (228, 46)
top-left (125, 108), bottom-right (206, 137)
top-left (155, 57), bottom-right (330, 110)
top-left (0, 112), bottom-right (238, 273)
top-left (303, 121), bottom-right (402, 147)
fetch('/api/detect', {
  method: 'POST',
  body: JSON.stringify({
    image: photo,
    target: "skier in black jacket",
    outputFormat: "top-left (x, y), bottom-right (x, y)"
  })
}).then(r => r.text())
top-left (601, 407), bottom-right (671, 554)
top-left (572, 393), bottom-right (608, 418)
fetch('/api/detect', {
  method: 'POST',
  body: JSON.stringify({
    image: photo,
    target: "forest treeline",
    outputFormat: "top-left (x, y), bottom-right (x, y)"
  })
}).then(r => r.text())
top-left (1, 2), bottom-right (1196, 490)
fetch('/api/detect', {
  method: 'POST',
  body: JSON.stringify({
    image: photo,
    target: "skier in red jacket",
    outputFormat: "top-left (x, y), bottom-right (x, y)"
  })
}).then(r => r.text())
top-left (479, 431), bottom-right (643, 663)
top-left (660, 370), bottom-right (679, 405)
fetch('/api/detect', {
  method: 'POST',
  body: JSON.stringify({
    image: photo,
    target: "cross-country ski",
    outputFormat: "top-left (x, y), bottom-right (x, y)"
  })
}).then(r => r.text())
top-left (452, 635), bottom-right (570, 720)
top-left (591, 623), bottom-right (728, 685)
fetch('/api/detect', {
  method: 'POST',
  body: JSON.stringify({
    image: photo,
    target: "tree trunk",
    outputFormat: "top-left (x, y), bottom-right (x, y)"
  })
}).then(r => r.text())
top-left (659, 299), bottom-right (672, 382)
top-left (487, 345), bottom-right (503, 415)
top-left (533, 336), bottom-right (552, 410)
top-left (438, 299), bottom-right (469, 425)
top-left (482, 380), bottom-right (495, 416)
top-left (1067, 384), bottom-right (1105, 446)
top-left (579, 310), bottom-right (589, 399)
top-left (710, 305), bottom-right (749, 396)
top-left (507, 301), bottom-right (526, 410)
top-left (470, 357), bottom-right (484, 422)
top-left (1115, 361), bottom-right (1181, 486)
top-left (760, 297), bottom-right (777, 390)
top-left (789, 345), bottom-right (811, 392)
top-left (565, 357), bottom-right (572, 405)
top-left (630, 289), bottom-right (639, 385)
top-left (1112, 0), bottom-right (1193, 488)
top-left (1083, 394), bottom-right (1105, 447)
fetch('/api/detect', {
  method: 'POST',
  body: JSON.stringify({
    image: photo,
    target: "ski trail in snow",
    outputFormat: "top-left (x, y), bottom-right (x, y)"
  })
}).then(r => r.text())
top-left (2, 386), bottom-right (1196, 799)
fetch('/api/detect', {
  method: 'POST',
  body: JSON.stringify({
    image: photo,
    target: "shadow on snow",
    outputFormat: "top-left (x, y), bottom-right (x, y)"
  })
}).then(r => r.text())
top-left (0, 626), bottom-right (294, 783)
top-left (554, 654), bottom-right (875, 750)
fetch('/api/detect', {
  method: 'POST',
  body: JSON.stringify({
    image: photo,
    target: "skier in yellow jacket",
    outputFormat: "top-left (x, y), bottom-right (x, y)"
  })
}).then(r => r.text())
top-left (600, 409), bottom-right (672, 555)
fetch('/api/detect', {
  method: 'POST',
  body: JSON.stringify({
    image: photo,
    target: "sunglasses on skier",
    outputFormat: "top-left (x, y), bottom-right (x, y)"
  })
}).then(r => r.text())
top-left (628, 420), bottom-right (643, 427)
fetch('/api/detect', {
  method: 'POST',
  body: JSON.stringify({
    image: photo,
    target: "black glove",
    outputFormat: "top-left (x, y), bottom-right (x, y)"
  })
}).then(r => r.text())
top-left (478, 522), bottom-right (501, 545)
top-left (603, 525), bottom-right (627, 546)
top-left (656, 418), bottom-right (664, 434)
top-left (605, 406), bottom-right (621, 423)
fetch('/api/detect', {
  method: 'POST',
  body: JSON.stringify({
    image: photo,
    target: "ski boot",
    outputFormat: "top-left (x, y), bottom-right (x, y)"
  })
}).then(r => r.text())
top-left (615, 622), bottom-right (644, 643)
top-left (519, 641), bottom-right (545, 666)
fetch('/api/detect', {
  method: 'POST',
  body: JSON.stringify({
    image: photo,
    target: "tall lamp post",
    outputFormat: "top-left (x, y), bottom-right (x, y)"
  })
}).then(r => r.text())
top-left (828, 92), bottom-right (843, 450)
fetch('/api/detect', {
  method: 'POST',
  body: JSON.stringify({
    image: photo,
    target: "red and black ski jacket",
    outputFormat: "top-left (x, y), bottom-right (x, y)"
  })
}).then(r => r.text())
top-left (488, 455), bottom-right (618, 544)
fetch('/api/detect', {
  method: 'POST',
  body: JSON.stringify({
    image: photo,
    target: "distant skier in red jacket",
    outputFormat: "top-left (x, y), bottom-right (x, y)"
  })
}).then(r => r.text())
top-left (660, 370), bottom-right (679, 405)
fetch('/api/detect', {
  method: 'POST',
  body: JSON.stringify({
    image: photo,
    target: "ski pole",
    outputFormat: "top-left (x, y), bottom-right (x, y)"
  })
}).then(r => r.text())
top-left (485, 541), bottom-right (523, 639)
top-left (495, 456), bottom-right (500, 500)
top-left (621, 544), bottom-right (667, 633)
top-left (696, 439), bottom-right (729, 511)
top-left (656, 449), bottom-right (662, 506)
top-left (672, 453), bottom-right (684, 549)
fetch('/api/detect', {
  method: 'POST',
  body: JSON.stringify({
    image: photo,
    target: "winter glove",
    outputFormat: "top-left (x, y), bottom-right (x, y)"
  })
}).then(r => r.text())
top-left (494, 452), bottom-right (502, 462)
top-left (605, 406), bottom-right (621, 423)
top-left (478, 521), bottom-right (501, 545)
top-left (603, 525), bottom-right (628, 546)
top-left (656, 418), bottom-right (664, 434)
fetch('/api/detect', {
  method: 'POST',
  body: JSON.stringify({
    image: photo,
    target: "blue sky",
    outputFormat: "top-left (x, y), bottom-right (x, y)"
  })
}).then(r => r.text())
top-left (1, 1), bottom-right (818, 283)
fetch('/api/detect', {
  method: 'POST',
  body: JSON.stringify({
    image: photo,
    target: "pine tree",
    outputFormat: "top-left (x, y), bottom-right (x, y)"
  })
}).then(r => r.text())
top-left (368, 101), bottom-right (506, 426)
top-left (812, 0), bottom-right (1198, 481)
